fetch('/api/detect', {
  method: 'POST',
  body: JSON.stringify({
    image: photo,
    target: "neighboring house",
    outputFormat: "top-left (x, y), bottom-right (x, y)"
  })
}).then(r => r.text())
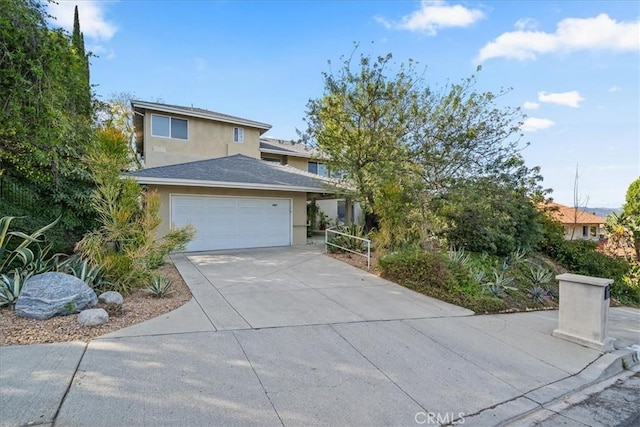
top-left (543, 202), bottom-right (607, 241)
top-left (259, 137), bottom-right (362, 226)
top-left (128, 100), bottom-right (337, 252)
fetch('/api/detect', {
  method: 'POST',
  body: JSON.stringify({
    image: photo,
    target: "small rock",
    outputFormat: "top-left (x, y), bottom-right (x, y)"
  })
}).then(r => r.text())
top-left (99, 291), bottom-right (123, 315)
top-left (98, 291), bottom-right (123, 305)
top-left (78, 308), bottom-right (109, 327)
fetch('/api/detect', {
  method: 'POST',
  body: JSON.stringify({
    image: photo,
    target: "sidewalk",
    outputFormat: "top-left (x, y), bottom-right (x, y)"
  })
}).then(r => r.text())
top-left (1, 247), bottom-right (638, 426)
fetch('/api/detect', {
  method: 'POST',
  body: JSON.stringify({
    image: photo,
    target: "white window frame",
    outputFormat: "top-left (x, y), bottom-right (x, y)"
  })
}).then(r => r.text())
top-left (151, 114), bottom-right (188, 140)
top-left (233, 127), bottom-right (244, 143)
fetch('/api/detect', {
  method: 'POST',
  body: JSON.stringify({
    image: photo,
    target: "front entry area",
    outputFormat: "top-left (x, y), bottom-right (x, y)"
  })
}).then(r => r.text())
top-left (170, 195), bottom-right (292, 251)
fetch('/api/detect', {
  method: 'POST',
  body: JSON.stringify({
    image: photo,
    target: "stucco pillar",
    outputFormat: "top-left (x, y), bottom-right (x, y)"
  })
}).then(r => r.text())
top-left (345, 198), bottom-right (353, 225)
top-left (552, 273), bottom-right (614, 351)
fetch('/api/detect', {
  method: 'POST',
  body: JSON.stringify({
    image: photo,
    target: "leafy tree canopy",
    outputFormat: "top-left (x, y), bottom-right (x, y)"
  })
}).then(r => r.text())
top-left (300, 46), bottom-right (547, 252)
top-left (0, 0), bottom-right (95, 250)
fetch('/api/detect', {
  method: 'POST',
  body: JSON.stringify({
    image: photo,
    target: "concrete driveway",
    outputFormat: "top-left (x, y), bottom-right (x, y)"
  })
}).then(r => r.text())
top-left (2, 245), bottom-right (638, 426)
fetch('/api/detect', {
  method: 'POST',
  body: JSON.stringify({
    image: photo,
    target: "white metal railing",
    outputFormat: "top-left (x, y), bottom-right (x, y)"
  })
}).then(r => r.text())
top-left (325, 226), bottom-right (371, 270)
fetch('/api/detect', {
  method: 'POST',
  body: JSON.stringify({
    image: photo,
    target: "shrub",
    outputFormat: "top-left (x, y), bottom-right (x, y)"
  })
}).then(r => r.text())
top-left (459, 294), bottom-right (506, 313)
top-left (555, 240), bottom-right (629, 280)
top-left (76, 127), bottom-right (194, 294)
top-left (617, 263), bottom-right (640, 305)
top-left (378, 248), bottom-right (508, 312)
top-left (327, 224), bottom-right (369, 253)
top-left (378, 248), bottom-right (457, 292)
top-left (547, 239), bottom-right (636, 305)
top-left (433, 179), bottom-right (543, 256)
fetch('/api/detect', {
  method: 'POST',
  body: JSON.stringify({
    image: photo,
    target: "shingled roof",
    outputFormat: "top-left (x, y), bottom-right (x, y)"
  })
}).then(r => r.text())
top-left (259, 138), bottom-right (319, 158)
top-left (128, 154), bottom-right (332, 193)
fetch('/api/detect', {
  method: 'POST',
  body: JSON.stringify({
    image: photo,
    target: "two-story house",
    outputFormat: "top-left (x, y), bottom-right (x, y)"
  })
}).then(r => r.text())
top-left (128, 100), bottom-right (338, 252)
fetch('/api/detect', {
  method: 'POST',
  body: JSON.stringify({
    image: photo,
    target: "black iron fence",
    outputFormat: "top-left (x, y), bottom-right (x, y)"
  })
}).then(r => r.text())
top-left (0, 175), bottom-right (38, 211)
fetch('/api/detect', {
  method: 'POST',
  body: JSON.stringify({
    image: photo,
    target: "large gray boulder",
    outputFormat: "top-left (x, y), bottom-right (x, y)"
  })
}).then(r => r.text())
top-left (15, 272), bottom-right (98, 320)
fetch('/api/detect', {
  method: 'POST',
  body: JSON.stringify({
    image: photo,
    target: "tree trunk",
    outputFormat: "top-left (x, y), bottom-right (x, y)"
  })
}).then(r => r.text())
top-left (364, 212), bottom-right (378, 232)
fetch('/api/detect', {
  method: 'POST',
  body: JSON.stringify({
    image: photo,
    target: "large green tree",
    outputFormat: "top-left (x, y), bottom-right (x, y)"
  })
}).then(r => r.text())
top-left (301, 48), bottom-right (546, 252)
top-left (301, 51), bottom-right (418, 229)
top-left (0, 0), bottom-right (95, 251)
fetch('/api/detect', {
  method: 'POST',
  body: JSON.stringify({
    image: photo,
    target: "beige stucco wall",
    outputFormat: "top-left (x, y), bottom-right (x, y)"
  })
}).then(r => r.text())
top-left (149, 185), bottom-right (308, 246)
top-left (144, 111), bottom-right (261, 167)
top-left (285, 156), bottom-right (309, 171)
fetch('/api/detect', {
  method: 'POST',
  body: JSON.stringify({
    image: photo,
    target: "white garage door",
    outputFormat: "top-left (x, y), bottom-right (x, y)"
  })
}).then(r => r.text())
top-left (171, 195), bottom-right (292, 252)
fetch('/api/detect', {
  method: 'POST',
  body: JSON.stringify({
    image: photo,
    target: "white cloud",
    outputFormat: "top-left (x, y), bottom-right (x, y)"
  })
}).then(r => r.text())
top-left (376, 0), bottom-right (485, 35)
top-left (538, 90), bottom-right (585, 108)
top-left (48, 1), bottom-right (117, 41)
top-left (523, 101), bottom-right (540, 110)
top-left (514, 18), bottom-right (539, 31)
top-left (522, 117), bottom-right (554, 132)
top-left (608, 85), bottom-right (621, 92)
top-left (476, 13), bottom-right (639, 62)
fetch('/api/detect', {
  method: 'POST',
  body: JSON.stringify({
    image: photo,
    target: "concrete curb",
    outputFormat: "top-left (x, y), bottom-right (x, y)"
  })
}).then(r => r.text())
top-left (463, 347), bottom-right (640, 426)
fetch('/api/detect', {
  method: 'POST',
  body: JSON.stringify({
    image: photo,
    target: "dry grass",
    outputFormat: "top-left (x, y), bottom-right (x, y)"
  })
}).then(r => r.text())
top-left (0, 262), bottom-right (191, 346)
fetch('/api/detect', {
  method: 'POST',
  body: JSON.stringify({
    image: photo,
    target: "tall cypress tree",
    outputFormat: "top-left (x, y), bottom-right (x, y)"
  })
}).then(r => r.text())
top-left (71, 5), bottom-right (91, 117)
top-left (72, 5), bottom-right (81, 50)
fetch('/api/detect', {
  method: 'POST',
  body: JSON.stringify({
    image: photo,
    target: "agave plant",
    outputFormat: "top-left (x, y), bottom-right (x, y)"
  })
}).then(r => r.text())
top-left (501, 247), bottom-right (528, 271)
top-left (528, 265), bottom-right (554, 287)
top-left (0, 270), bottom-right (31, 309)
top-left (481, 270), bottom-right (518, 299)
top-left (61, 256), bottom-right (108, 289)
top-left (147, 277), bottom-right (173, 297)
top-left (473, 269), bottom-right (487, 285)
top-left (528, 285), bottom-right (550, 304)
top-left (0, 216), bottom-right (60, 274)
top-left (448, 248), bottom-right (471, 268)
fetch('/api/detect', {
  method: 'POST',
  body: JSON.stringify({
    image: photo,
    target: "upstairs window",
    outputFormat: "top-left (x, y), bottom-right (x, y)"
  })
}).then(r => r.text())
top-left (233, 127), bottom-right (244, 143)
top-left (308, 161), bottom-right (328, 177)
top-left (151, 114), bottom-right (188, 140)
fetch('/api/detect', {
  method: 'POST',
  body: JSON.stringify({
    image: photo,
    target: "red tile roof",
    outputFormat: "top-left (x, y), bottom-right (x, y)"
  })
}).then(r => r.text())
top-left (542, 202), bottom-right (607, 225)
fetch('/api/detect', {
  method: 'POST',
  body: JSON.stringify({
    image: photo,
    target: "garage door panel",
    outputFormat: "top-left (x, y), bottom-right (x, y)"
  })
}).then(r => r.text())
top-left (171, 195), bottom-right (291, 251)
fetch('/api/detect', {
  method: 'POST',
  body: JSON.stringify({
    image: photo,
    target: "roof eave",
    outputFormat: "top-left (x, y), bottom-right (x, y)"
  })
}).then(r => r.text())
top-left (131, 100), bottom-right (272, 132)
top-left (129, 175), bottom-right (332, 193)
top-left (260, 148), bottom-right (314, 159)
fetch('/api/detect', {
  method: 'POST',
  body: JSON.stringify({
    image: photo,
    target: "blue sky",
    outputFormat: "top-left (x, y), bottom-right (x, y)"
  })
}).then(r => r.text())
top-left (48, 1), bottom-right (639, 208)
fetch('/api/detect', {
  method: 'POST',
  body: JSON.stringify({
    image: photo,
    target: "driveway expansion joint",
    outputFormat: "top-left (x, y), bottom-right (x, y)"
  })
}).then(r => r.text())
top-left (50, 342), bottom-right (88, 427)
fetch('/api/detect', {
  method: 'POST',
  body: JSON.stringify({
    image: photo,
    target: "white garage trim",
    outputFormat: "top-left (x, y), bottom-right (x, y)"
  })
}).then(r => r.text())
top-left (170, 194), bottom-right (292, 252)
top-left (132, 175), bottom-right (326, 193)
